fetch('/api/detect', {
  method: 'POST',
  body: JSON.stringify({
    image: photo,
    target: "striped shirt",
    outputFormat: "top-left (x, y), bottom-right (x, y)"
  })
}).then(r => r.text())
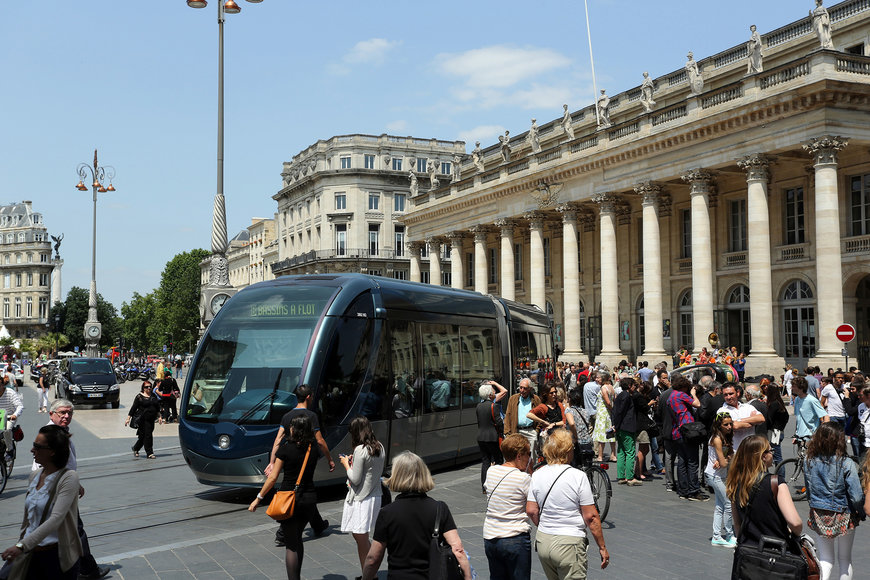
top-left (483, 465), bottom-right (531, 540)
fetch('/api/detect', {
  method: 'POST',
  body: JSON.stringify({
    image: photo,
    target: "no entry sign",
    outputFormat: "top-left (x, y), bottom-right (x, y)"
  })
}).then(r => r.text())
top-left (836, 323), bottom-right (856, 343)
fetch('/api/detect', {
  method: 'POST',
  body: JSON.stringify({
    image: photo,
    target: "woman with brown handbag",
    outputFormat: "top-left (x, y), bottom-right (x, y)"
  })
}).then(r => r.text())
top-left (249, 415), bottom-right (318, 580)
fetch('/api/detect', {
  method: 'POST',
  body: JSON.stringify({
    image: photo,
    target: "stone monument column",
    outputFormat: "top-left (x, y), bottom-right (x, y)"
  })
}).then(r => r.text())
top-left (495, 219), bottom-right (516, 301)
top-left (408, 241), bottom-right (423, 283)
top-left (634, 183), bottom-right (667, 358)
top-left (525, 212), bottom-right (546, 309)
top-left (51, 260), bottom-right (64, 308)
top-left (805, 136), bottom-right (849, 364)
top-left (470, 226), bottom-right (490, 295)
top-left (593, 194), bottom-right (622, 367)
top-left (427, 237), bottom-right (442, 286)
top-left (557, 203), bottom-right (585, 361)
top-left (447, 232), bottom-right (466, 290)
top-left (737, 154), bottom-right (784, 375)
top-left (681, 170), bottom-right (715, 353)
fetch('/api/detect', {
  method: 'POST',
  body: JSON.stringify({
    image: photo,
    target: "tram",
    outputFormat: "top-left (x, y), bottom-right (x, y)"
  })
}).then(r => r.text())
top-left (179, 274), bottom-right (554, 487)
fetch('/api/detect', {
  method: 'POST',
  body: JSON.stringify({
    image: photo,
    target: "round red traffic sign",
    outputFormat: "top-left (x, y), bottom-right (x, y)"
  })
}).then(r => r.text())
top-left (836, 323), bottom-right (856, 343)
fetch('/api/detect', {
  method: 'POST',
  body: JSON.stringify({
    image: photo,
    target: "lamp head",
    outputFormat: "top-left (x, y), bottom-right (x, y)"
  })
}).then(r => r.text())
top-left (97, 184), bottom-right (107, 193)
top-left (75, 181), bottom-right (87, 191)
top-left (106, 183), bottom-right (116, 192)
top-left (223, 0), bottom-right (241, 13)
top-left (187, 0), bottom-right (207, 7)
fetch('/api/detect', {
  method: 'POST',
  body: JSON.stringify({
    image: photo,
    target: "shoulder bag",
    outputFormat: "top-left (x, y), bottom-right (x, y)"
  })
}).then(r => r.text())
top-left (266, 444), bottom-right (311, 521)
top-left (491, 401), bottom-right (504, 442)
top-left (732, 475), bottom-right (809, 580)
top-left (429, 501), bottom-right (463, 580)
top-left (678, 420), bottom-right (707, 443)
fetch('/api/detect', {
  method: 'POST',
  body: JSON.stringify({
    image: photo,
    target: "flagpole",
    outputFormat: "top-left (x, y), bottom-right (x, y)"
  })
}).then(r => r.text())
top-left (584, 0), bottom-right (600, 125)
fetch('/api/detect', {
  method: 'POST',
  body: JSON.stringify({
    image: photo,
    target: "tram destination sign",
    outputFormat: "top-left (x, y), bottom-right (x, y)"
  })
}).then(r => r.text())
top-left (836, 323), bottom-right (856, 343)
top-left (250, 302), bottom-right (320, 318)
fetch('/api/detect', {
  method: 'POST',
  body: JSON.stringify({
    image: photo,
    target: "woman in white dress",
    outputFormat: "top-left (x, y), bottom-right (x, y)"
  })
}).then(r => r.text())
top-left (592, 373), bottom-right (617, 462)
top-left (340, 417), bottom-right (386, 579)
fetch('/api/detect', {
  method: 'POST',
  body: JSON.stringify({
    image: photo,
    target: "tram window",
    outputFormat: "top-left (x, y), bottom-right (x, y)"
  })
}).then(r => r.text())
top-left (421, 323), bottom-right (461, 412)
top-left (318, 314), bottom-right (377, 427)
top-left (460, 327), bottom-right (501, 408)
top-left (389, 320), bottom-right (419, 418)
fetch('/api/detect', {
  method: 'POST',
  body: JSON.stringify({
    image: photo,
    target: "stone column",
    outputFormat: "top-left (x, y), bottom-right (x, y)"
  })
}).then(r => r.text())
top-left (470, 226), bottom-right (490, 295)
top-left (805, 136), bottom-right (849, 364)
top-left (408, 242), bottom-right (423, 283)
top-left (446, 232), bottom-right (466, 290)
top-left (593, 194), bottom-right (622, 366)
top-left (524, 211), bottom-right (546, 309)
top-left (634, 183), bottom-right (667, 358)
top-left (495, 219), bottom-right (516, 301)
top-left (681, 170), bottom-right (715, 353)
top-left (556, 203), bottom-right (585, 361)
top-left (426, 236), bottom-right (442, 286)
top-left (737, 154), bottom-right (785, 376)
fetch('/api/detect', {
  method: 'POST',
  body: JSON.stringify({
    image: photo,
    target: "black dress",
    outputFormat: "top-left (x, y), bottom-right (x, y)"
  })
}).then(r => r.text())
top-left (275, 440), bottom-right (319, 552)
top-left (129, 393), bottom-right (160, 455)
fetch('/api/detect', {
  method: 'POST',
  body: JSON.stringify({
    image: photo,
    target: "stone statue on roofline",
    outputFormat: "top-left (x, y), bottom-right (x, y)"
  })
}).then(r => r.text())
top-left (686, 52), bottom-right (703, 95)
top-left (427, 159), bottom-right (440, 191)
top-left (811, 0), bottom-right (834, 49)
top-left (472, 141), bottom-right (485, 173)
top-left (500, 131), bottom-right (512, 163)
top-left (596, 90), bottom-right (611, 128)
top-left (747, 25), bottom-right (763, 73)
top-left (452, 154), bottom-right (462, 183)
top-left (561, 104), bottom-right (575, 140)
top-left (409, 171), bottom-right (418, 197)
top-left (527, 119), bottom-right (541, 153)
top-left (640, 72), bottom-right (656, 112)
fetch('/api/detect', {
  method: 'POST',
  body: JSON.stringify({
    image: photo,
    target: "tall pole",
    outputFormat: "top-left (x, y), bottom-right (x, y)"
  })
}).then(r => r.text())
top-left (208, 0), bottom-right (230, 286)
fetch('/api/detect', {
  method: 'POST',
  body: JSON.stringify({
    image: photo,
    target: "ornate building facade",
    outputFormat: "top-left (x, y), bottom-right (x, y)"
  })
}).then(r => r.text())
top-left (403, 0), bottom-right (870, 376)
top-left (271, 134), bottom-right (465, 280)
top-left (0, 201), bottom-right (61, 338)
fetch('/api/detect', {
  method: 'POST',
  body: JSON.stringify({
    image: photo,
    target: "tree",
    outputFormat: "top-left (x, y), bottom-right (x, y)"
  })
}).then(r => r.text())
top-left (155, 249), bottom-right (209, 354)
top-left (58, 287), bottom-right (121, 353)
top-left (121, 291), bottom-right (159, 354)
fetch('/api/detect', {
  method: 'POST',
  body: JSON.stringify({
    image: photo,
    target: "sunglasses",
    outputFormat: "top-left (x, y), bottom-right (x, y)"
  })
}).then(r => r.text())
top-left (32, 442), bottom-right (50, 450)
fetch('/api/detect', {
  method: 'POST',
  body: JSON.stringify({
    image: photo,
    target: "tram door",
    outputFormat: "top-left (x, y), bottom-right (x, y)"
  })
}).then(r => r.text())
top-left (418, 324), bottom-right (462, 464)
top-left (387, 320), bottom-right (418, 459)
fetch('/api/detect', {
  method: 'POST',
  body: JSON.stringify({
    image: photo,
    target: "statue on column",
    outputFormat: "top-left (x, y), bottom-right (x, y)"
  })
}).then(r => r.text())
top-left (409, 171), bottom-right (418, 197)
top-left (427, 160), bottom-right (440, 191)
top-left (596, 90), bottom-right (611, 128)
top-left (472, 141), bottom-right (485, 173)
top-left (51, 233), bottom-right (64, 260)
top-left (500, 131), bottom-right (512, 163)
top-left (527, 119), bottom-right (541, 153)
top-left (686, 52), bottom-right (703, 94)
top-left (561, 104), bottom-right (575, 140)
top-left (747, 25), bottom-right (763, 73)
top-left (451, 154), bottom-right (462, 183)
top-left (811, 0), bottom-right (834, 49)
top-left (640, 72), bottom-right (656, 112)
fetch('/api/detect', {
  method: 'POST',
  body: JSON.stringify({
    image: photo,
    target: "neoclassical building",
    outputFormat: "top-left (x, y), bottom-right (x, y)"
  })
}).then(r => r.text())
top-left (0, 201), bottom-right (61, 338)
top-left (402, 0), bottom-right (870, 376)
top-left (271, 134), bottom-right (465, 280)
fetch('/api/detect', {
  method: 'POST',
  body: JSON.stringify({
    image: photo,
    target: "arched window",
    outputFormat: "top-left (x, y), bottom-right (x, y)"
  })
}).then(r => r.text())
top-left (678, 290), bottom-right (693, 351)
top-left (782, 281), bottom-right (815, 364)
top-left (726, 285), bottom-right (751, 354)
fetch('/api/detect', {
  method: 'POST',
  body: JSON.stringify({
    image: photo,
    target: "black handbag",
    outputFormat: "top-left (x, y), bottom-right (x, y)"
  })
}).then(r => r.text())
top-left (733, 536), bottom-right (808, 579)
top-left (679, 420), bottom-right (707, 443)
top-left (129, 411), bottom-right (142, 429)
top-left (429, 501), bottom-right (463, 580)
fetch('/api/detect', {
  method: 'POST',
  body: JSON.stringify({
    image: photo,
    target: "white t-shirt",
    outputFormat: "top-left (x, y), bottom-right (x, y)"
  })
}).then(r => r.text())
top-left (820, 385), bottom-right (845, 418)
top-left (858, 403), bottom-right (870, 448)
top-left (719, 402), bottom-right (758, 449)
top-left (483, 465), bottom-right (531, 540)
top-left (528, 464), bottom-right (594, 538)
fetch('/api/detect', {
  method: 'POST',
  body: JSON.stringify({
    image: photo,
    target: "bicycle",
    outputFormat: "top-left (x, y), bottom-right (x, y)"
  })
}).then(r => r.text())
top-left (0, 434), bottom-right (15, 495)
top-left (774, 436), bottom-right (809, 501)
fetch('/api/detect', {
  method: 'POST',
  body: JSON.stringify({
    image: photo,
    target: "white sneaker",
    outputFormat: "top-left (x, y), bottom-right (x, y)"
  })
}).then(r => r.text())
top-left (711, 537), bottom-right (734, 548)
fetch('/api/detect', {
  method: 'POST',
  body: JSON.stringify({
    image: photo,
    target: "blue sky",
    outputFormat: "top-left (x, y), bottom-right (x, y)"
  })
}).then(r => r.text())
top-left (1, 0), bottom-right (804, 309)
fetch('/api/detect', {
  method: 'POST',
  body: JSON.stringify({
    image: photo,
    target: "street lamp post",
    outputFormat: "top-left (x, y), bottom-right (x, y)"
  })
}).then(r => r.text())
top-left (75, 149), bottom-right (115, 358)
top-left (188, 0), bottom-right (265, 328)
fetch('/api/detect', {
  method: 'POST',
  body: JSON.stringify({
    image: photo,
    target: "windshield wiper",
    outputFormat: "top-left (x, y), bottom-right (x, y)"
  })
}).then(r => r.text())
top-left (234, 369), bottom-right (283, 428)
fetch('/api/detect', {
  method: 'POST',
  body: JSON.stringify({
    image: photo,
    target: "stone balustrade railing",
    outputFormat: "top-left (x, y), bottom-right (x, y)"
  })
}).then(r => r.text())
top-left (677, 258), bottom-right (693, 273)
top-left (759, 58), bottom-right (811, 89)
top-left (722, 251), bottom-right (748, 268)
top-left (776, 243), bottom-right (810, 262)
top-left (843, 234), bottom-right (870, 254)
top-left (837, 53), bottom-right (870, 74)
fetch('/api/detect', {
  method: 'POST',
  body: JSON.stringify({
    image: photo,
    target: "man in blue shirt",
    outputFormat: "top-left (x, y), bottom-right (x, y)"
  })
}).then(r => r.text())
top-left (504, 378), bottom-right (541, 467)
top-left (793, 376), bottom-right (829, 439)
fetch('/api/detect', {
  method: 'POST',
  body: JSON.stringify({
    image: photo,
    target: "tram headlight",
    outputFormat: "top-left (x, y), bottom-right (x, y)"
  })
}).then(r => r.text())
top-left (217, 434), bottom-right (231, 450)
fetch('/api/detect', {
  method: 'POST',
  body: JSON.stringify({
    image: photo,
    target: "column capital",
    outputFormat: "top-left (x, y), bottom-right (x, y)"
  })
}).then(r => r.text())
top-left (523, 211), bottom-right (546, 229)
top-left (681, 169), bottom-right (714, 195)
top-left (469, 224), bottom-right (493, 242)
top-left (592, 193), bottom-right (619, 214)
top-left (494, 218), bottom-right (518, 233)
top-left (737, 153), bottom-right (773, 182)
top-left (633, 181), bottom-right (664, 207)
top-left (407, 241), bottom-right (424, 257)
top-left (555, 202), bottom-right (582, 221)
top-left (425, 236), bottom-right (443, 249)
top-left (803, 135), bottom-right (848, 166)
top-left (445, 231), bottom-right (468, 244)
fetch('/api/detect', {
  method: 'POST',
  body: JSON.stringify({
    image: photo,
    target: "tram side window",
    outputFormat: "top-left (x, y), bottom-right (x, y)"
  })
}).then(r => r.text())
top-left (421, 323), bottom-right (461, 412)
top-left (389, 320), bottom-right (419, 418)
top-left (318, 315), bottom-right (376, 427)
top-left (513, 330), bottom-right (553, 387)
top-left (460, 327), bottom-right (501, 408)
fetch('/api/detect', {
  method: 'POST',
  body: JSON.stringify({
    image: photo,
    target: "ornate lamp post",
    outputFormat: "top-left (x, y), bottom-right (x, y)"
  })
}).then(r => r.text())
top-left (75, 150), bottom-right (115, 358)
top-left (188, 0), bottom-right (265, 327)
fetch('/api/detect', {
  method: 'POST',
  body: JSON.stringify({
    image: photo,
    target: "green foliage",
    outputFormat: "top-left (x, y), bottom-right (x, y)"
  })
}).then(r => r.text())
top-left (121, 291), bottom-right (159, 353)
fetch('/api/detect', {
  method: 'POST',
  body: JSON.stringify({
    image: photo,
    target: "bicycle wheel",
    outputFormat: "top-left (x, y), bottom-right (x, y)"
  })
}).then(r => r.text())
top-left (0, 460), bottom-right (7, 495)
top-left (776, 458), bottom-right (806, 500)
top-left (5, 440), bottom-right (15, 475)
top-left (586, 465), bottom-right (612, 521)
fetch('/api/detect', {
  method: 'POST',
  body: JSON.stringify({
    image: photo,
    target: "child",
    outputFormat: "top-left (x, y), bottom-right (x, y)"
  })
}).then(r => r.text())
top-left (706, 411), bottom-right (736, 547)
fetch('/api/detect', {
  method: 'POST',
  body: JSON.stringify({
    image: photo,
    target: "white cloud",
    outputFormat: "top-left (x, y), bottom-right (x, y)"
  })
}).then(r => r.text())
top-left (436, 45), bottom-right (571, 89)
top-left (386, 120), bottom-right (408, 133)
top-left (344, 38), bottom-right (401, 65)
top-left (458, 125), bottom-right (506, 146)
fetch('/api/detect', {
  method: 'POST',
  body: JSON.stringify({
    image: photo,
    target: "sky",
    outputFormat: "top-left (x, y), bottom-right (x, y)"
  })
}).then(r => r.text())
top-left (1, 0), bottom-right (808, 310)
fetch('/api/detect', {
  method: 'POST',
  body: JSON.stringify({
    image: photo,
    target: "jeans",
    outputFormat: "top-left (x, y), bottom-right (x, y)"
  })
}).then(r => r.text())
top-left (649, 436), bottom-right (664, 470)
top-left (484, 533), bottom-right (532, 580)
top-left (708, 473), bottom-right (733, 540)
top-left (772, 442), bottom-right (784, 478)
top-left (615, 430), bottom-right (637, 480)
top-left (674, 438), bottom-right (700, 496)
top-left (662, 438), bottom-right (678, 488)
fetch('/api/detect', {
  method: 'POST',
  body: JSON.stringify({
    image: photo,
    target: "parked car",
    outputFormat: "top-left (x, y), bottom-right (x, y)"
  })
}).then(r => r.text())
top-left (56, 357), bottom-right (121, 408)
top-left (0, 363), bottom-right (24, 387)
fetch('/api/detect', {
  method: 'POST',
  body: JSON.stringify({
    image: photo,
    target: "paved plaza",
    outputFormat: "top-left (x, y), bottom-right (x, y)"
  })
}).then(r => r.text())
top-left (3, 373), bottom-right (868, 579)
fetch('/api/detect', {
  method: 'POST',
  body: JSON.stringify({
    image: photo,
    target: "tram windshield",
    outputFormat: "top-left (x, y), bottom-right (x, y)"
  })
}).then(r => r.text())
top-left (185, 284), bottom-right (336, 424)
